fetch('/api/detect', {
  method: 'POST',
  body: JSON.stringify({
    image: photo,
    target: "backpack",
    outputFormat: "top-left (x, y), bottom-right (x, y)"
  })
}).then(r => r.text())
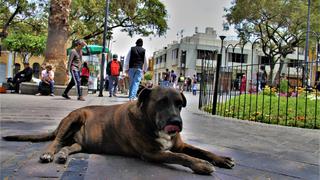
top-left (110, 61), bottom-right (120, 76)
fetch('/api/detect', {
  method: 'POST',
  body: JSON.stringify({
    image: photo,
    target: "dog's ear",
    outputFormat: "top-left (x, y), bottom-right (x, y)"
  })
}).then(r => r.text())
top-left (180, 92), bottom-right (187, 107)
top-left (137, 88), bottom-right (152, 108)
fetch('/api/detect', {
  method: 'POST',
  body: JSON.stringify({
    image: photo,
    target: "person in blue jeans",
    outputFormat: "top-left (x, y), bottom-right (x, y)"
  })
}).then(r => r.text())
top-left (124, 38), bottom-right (148, 101)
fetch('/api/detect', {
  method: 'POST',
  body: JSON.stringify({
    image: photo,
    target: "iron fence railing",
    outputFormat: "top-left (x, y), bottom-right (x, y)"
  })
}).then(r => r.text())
top-left (199, 59), bottom-right (320, 129)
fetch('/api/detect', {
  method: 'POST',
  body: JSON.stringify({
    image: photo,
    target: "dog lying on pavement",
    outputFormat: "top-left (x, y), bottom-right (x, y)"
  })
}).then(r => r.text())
top-left (2, 86), bottom-right (234, 175)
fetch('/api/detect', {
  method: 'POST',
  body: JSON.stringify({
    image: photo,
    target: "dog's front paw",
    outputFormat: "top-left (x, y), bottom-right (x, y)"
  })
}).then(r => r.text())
top-left (191, 160), bottom-right (215, 175)
top-left (56, 151), bottom-right (68, 164)
top-left (40, 152), bottom-right (54, 163)
top-left (211, 156), bottom-right (235, 169)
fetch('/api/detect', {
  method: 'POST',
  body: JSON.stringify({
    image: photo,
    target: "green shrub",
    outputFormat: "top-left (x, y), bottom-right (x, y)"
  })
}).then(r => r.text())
top-left (263, 86), bottom-right (277, 96)
top-left (204, 94), bottom-right (320, 129)
top-left (279, 79), bottom-right (289, 93)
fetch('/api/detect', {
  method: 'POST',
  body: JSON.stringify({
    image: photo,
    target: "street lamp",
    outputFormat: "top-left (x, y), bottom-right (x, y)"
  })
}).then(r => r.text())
top-left (304, 0), bottom-right (311, 87)
top-left (212, 36), bottom-right (226, 115)
top-left (99, 0), bottom-right (110, 97)
top-left (219, 36), bottom-right (226, 54)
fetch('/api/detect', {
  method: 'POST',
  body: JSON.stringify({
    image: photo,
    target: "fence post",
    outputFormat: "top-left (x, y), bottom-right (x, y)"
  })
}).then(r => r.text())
top-left (212, 54), bottom-right (222, 115)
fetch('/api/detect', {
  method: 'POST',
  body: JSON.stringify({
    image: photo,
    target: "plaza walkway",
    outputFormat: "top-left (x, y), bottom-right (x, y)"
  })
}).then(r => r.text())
top-left (0, 91), bottom-right (319, 179)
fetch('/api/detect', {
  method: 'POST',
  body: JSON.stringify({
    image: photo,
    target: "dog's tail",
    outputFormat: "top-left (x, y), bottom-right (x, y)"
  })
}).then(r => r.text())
top-left (2, 131), bottom-right (56, 142)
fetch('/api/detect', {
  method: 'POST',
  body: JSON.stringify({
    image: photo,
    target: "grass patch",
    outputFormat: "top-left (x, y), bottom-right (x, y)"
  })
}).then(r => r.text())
top-left (203, 94), bottom-right (320, 129)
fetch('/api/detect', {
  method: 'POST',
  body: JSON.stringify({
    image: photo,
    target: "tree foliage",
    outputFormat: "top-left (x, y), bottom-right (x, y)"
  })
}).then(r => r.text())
top-left (225, 0), bottom-right (320, 83)
top-left (3, 33), bottom-right (46, 63)
top-left (69, 0), bottom-right (168, 43)
top-left (1, 0), bottom-right (168, 43)
top-left (0, 0), bottom-right (48, 38)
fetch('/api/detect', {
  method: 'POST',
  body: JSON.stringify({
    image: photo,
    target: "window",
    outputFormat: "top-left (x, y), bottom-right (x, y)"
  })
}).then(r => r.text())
top-left (228, 53), bottom-right (247, 63)
top-left (288, 59), bottom-right (301, 68)
top-left (197, 50), bottom-right (215, 60)
top-left (172, 49), bottom-right (179, 59)
top-left (258, 56), bottom-right (271, 65)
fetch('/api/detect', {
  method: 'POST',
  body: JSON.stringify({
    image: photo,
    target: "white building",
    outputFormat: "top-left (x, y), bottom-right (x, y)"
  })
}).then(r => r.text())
top-left (152, 27), bottom-right (313, 88)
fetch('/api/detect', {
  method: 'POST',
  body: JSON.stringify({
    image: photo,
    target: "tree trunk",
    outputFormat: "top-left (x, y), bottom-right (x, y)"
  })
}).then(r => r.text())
top-left (268, 62), bottom-right (275, 86)
top-left (274, 59), bottom-right (285, 87)
top-left (44, 0), bottom-right (71, 85)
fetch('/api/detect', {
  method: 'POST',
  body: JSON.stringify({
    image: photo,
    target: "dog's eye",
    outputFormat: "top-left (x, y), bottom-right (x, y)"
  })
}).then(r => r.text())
top-left (157, 98), bottom-right (169, 107)
top-left (175, 100), bottom-right (183, 110)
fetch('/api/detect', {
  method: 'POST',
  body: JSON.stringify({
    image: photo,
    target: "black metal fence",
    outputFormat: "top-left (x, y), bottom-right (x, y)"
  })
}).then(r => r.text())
top-left (199, 57), bottom-right (320, 129)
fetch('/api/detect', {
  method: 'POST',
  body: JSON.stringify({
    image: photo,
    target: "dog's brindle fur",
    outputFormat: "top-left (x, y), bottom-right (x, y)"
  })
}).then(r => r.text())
top-left (3, 87), bottom-right (234, 175)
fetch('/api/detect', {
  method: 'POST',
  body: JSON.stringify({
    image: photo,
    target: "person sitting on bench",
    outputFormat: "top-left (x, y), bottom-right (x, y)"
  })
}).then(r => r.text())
top-left (35, 64), bottom-right (55, 96)
top-left (7, 62), bottom-right (33, 93)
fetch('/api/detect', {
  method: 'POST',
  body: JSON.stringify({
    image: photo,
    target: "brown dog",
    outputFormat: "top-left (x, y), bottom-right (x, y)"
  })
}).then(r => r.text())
top-left (3, 86), bottom-right (234, 174)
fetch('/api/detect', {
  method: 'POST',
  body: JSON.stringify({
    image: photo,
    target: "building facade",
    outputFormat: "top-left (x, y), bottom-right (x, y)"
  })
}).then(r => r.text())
top-left (152, 27), bottom-right (317, 89)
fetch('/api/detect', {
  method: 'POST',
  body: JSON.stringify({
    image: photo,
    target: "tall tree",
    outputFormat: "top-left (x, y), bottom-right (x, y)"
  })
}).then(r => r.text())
top-left (45, 0), bottom-right (168, 85)
top-left (2, 0), bottom-right (168, 85)
top-left (225, 0), bottom-right (320, 84)
top-left (44, 0), bottom-right (72, 85)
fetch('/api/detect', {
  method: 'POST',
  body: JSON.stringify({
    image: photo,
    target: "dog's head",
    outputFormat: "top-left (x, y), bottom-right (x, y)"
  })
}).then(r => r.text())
top-left (137, 86), bottom-right (186, 135)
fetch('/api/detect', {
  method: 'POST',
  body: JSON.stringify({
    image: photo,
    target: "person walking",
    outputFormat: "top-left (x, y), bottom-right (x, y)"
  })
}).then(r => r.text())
top-left (162, 69), bottom-right (170, 87)
top-left (80, 62), bottom-right (90, 86)
top-left (106, 54), bottom-right (122, 97)
top-left (124, 38), bottom-right (148, 101)
top-left (62, 39), bottom-right (87, 101)
top-left (240, 74), bottom-right (247, 94)
top-left (177, 73), bottom-right (185, 91)
top-left (170, 70), bottom-right (177, 88)
top-left (192, 74), bottom-right (197, 95)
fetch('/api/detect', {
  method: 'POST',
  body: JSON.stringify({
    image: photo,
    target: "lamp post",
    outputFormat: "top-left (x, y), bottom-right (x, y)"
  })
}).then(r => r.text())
top-left (219, 36), bottom-right (226, 54)
top-left (98, 0), bottom-right (110, 97)
top-left (304, 0), bottom-right (311, 87)
top-left (212, 36), bottom-right (226, 115)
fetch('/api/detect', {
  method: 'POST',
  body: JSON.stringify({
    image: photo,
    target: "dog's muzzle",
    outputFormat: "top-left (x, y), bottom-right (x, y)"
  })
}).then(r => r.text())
top-left (164, 117), bottom-right (182, 134)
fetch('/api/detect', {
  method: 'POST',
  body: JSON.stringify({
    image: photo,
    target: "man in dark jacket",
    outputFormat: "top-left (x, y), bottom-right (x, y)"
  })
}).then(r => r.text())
top-left (106, 54), bottom-right (122, 97)
top-left (8, 62), bottom-right (33, 93)
top-left (124, 38), bottom-right (148, 101)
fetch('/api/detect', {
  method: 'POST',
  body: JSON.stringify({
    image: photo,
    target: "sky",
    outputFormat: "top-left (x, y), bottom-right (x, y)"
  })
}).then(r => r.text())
top-left (111, 0), bottom-right (237, 58)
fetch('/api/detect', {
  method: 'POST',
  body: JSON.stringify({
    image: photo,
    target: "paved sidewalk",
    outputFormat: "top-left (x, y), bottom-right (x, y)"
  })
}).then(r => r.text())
top-left (0, 92), bottom-right (319, 180)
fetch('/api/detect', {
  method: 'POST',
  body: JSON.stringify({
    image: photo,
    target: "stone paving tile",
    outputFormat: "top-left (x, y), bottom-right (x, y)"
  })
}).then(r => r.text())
top-left (85, 154), bottom-right (222, 180)
top-left (277, 150), bottom-right (319, 165)
top-left (239, 153), bottom-right (319, 179)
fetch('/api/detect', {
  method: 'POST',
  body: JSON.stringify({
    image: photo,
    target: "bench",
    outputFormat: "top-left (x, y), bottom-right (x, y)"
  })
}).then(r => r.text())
top-left (20, 82), bottom-right (88, 96)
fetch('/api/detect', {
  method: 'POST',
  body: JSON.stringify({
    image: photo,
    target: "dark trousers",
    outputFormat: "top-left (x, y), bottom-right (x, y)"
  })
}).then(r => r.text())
top-left (38, 81), bottom-right (54, 94)
top-left (64, 70), bottom-right (82, 97)
top-left (9, 72), bottom-right (30, 92)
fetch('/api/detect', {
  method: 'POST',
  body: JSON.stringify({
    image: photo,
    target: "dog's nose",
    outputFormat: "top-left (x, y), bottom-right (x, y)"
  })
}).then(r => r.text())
top-left (168, 117), bottom-right (182, 129)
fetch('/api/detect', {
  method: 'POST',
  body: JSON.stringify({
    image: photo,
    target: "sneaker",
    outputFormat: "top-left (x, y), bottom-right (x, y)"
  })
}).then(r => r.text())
top-left (129, 97), bottom-right (138, 102)
top-left (62, 93), bottom-right (71, 99)
top-left (35, 93), bottom-right (41, 96)
top-left (113, 94), bottom-right (117, 97)
top-left (77, 96), bottom-right (85, 101)
top-left (50, 93), bottom-right (55, 97)
top-left (109, 94), bottom-right (112, 97)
